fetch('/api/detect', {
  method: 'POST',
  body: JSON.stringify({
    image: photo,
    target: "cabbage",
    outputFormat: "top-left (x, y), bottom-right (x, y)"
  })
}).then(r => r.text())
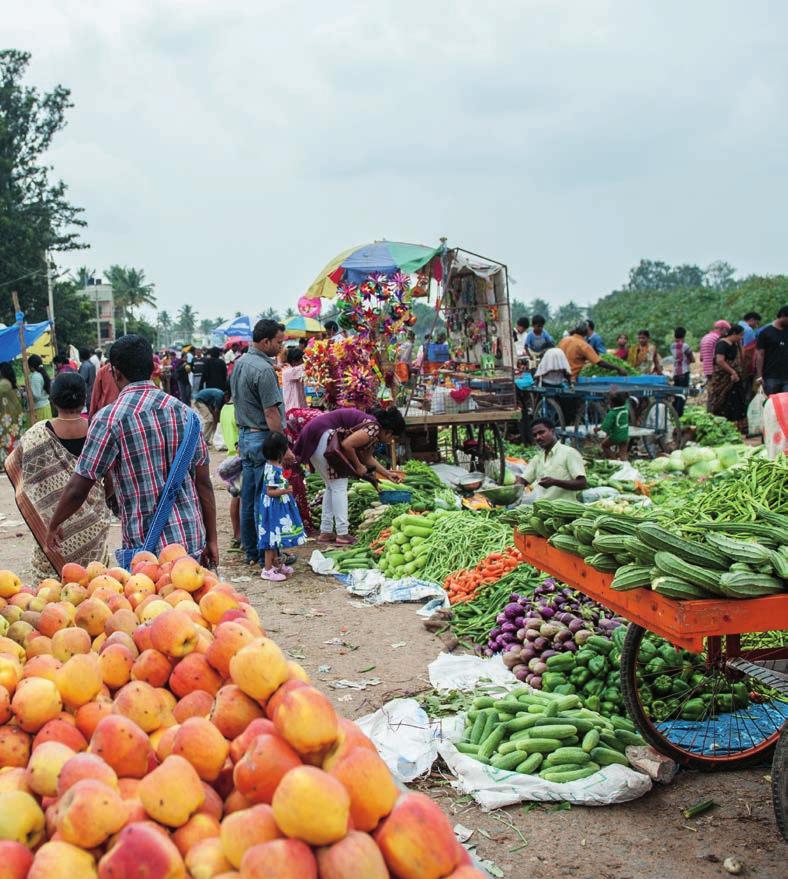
top-left (668, 450), bottom-right (686, 472)
top-left (688, 461), bottom-right (714, 479)
top-left (698, 447), bottom-right (717, 462)
top-left (649, 457), bottom-right (672, 473)
top-left (502, 468), bottom-right (517, 486)
top-left (680, 446), bottom-right (705, 466)
top-left (716, 445), bottom-right (744, 469)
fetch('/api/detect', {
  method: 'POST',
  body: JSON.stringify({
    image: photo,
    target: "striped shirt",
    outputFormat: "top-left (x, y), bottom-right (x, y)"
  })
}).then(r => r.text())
top-left (671, 342), bottom-right (693, 377)
top-left (76, 381), bottom-right (208, 554)
top-left (699, 331), bottom-right (721, 377)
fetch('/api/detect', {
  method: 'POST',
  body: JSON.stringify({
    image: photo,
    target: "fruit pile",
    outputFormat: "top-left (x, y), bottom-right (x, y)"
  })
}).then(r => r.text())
top-left (0, 548), bottom-right (483, 879)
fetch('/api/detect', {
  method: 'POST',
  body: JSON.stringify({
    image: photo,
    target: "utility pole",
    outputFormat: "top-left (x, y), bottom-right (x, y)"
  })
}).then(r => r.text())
top-left (45, 251), bottom-right (56, 349)
top-left (12, 292), bottom-right (36, 424)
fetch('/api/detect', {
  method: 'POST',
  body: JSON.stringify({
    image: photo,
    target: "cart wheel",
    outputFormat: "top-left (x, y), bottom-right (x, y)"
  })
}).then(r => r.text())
top-left (640, 400), bottom-right (682, 456)
top-left (533, 396), bottom-right (565, 431)
top-left (774, 722), bottom-right (788, 841)
top-left (568, 401), bottom-right (605, 450)
top-left (619, 624), bottom-right (787, 770)
top-left (449, 424), bottom-right (472, 469)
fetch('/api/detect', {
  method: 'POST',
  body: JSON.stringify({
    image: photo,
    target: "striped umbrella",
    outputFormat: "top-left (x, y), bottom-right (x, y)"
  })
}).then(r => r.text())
top-left (284, 315), bottom-right (323, 338)
top-left (304, 240), bottom-right (444, 300)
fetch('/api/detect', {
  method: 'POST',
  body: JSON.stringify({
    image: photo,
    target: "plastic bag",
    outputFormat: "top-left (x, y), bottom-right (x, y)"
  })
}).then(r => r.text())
top-left (212, 423), bottom-right (227, 451)
top-left (747, 389), bottom-right (766, 436)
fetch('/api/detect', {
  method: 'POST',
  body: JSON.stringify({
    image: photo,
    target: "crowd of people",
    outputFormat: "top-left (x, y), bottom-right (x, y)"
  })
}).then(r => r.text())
top-left (514, 305), bottom-right (788, 437)
top-left (0, 301), bottom-right (785, 585)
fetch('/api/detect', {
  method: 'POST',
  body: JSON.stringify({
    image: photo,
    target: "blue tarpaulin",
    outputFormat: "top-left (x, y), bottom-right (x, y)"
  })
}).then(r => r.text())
top-left (0, 321), bottom-right (51, 363)
top-left (658, 700), bottom-right (788, 756)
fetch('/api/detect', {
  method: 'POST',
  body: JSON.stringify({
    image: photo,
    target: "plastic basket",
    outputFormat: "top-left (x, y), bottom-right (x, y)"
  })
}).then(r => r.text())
top-left (379, 489), bottom-right (413, 505)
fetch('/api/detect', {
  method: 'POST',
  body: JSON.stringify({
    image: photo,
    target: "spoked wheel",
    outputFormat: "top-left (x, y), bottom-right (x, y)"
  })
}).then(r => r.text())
top-left (773, 723), bottom-right (787, 841)
top-left (620, 625), bottom-right (788, 770)
top-left (640, 400), bottom-right (682, 457)
top-left (530, 395), bottom-right (565, 431)
top-left (567, 401), bottom-right (605, 450)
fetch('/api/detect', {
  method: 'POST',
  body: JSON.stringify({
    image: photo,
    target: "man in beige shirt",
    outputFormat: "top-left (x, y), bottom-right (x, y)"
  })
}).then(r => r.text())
top-left (522, 418), bottom-right (589, 501)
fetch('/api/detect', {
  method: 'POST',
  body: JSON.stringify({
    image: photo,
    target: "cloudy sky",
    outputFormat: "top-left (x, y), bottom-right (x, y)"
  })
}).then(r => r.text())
top-left (6, 0), bottom-right (787, 323)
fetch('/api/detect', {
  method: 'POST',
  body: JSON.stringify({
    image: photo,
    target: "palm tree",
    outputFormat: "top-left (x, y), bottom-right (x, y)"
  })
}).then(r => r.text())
top-left (157, 310), bottom-right (173, 348)
top-left (106, 265), bottom-right (157, 334)
top-left (176, 304), bottom-right (197, 342)
top-left (284, 307), bottom-right (296, 319)
top-left (198, 318), bottom-right (216, 338)
top-left (73, 266), bottom-right (96, 288)
top-left (262, 307), bottom-right (280, 321)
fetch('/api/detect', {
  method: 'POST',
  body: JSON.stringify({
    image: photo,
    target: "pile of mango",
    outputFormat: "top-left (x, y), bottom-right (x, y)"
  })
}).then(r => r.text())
top-left (0, 548), bottom-right (482, 878)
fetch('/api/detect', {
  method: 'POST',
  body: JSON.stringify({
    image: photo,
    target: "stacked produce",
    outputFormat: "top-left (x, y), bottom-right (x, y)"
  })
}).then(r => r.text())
top-left (444, 548), bottom-right (524, 605)
top-left (0, 550), bottom-right (485, 879)
top-left (680, 405), bottom-right (743, 446)
top-left (418, 513), bottom-right (514, 585)
top-left (399, 460), bottom-right (457, 511)
top-left (521, 497), bottom-right (788, 599)
top-left (453, 685), bottom-right (643, 782)
top-left (580, 353), bottom-right (638, 376)
top-left (376, 512), bottom-right (441, 579)
top-left (486, 579), bottom-right (624, 689)
top-left (645, 443), bottom-right (749, 479)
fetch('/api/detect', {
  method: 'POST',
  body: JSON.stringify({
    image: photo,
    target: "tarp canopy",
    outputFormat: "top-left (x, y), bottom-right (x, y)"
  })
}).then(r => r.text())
top-left (0, 321), bottom-right (52, 363)
top-left (284, 316), bottom-right (322, 338)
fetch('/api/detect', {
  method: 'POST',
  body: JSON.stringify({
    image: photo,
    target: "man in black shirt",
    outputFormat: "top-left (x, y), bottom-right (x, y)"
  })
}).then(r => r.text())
top-left (755, 305), bottom-right (788, 396)
top-left (200, 347), bottom-right (228, 391)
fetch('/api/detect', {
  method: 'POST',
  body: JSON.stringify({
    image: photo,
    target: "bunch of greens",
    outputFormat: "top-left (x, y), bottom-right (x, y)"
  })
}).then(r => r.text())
top-left (680, 406), bottom-right (743, 446)
top-left (580, 353), bottom-right (638, 377)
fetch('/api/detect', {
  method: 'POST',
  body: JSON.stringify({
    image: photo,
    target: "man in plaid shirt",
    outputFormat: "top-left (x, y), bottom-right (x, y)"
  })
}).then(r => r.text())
top-left (46, 335), bottom-right (218, 566)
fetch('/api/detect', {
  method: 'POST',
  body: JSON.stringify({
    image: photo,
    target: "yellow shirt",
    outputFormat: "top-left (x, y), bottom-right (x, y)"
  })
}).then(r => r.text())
top-left (558, 335), bottom-right (600, 378)
top-left (523, 441), bottom-right (586, 501)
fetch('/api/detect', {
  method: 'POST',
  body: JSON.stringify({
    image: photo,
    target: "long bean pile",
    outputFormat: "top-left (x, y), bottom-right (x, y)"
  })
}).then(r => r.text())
top-left (450, 566), bottom-right (544, 645)
top-left (418, 512), bottom-right (514, 584)
top-left (663, 455), bottom-right (788, 528)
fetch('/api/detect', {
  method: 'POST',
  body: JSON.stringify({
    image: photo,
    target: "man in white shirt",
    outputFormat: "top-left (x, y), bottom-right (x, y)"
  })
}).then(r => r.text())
top-left (90, 349), bottom-right (101, 369)
top-left (515, 316), bottom-right (529, 357)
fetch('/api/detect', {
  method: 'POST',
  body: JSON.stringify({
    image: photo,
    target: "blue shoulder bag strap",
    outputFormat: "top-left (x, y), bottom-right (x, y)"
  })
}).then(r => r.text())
top-left (140, 409), bottom-right (202, 555)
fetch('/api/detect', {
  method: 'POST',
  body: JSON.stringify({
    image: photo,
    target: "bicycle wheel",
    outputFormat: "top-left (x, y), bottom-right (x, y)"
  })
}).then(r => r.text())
top-left (476, 421), bottom-right (506, 484)
top-left (773, 722), bottom-right (787, 841)
top-left (620, 625), bottom-right (788, 770)
top-left (640, 399), bottom-right (682, 456)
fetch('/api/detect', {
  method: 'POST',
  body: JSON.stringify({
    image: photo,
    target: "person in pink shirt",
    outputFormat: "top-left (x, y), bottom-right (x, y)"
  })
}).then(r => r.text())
top-left (699, 320), bottom-right (730, 380)
top-left (282, 347), bottom-right (307, 412)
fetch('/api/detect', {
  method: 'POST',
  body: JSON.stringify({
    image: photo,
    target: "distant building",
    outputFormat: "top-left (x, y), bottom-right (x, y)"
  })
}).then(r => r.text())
top-left (78, 279), bottom-right (115, 346)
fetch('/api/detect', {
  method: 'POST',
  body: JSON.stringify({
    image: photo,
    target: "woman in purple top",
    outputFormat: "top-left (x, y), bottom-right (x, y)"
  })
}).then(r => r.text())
top-left (295, 407), bottom-right (405, 545)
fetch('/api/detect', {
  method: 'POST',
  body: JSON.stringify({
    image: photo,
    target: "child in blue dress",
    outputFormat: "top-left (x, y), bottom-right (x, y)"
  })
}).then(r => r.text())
top-left (258, 431), bottom-right (306, 582)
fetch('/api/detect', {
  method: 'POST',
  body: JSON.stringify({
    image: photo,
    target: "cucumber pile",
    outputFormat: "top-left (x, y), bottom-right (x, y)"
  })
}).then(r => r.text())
top-left (455, 687), bottom-right (642, 783)
top-left (376, 512), bottom-right (438, 579)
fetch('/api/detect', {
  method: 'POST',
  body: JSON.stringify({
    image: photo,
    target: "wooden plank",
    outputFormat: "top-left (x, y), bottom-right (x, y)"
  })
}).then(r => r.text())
top-left (515, 534), bottom-right (788, 652)
top-left (405, 409), bottom-right (520, 427)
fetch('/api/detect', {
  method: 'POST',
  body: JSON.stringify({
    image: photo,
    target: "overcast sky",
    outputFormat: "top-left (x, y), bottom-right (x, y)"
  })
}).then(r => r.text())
top-left (7, 0), bottom-right (787, 323)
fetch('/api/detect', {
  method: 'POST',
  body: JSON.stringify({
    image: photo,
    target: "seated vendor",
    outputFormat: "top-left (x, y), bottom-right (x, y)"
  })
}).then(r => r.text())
top-left (520, 417), bottom-right (588, 501)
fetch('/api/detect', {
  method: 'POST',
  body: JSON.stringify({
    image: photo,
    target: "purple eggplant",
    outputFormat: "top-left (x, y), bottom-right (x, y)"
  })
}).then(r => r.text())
top-left (533, 636), bottom-right (548, 652)
top-left (525, 629), bottom-right (540, 643)
top-left (540, 649), bottom-right (558, 660)
top-left (563, 640), bottom-right (577, 652)
top-left (530, 675), bottom-right (542, 689)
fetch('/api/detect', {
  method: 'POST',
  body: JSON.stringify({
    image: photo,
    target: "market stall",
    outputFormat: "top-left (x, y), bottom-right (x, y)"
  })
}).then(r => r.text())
top-left (402, 247), bottom-right (520, 483)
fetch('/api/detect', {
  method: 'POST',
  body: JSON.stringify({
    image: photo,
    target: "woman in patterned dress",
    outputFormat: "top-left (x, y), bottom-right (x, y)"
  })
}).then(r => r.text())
top-left (5, 373), bottom-right (112, 580)
top-left (0, 363), bottom-right (25, 467)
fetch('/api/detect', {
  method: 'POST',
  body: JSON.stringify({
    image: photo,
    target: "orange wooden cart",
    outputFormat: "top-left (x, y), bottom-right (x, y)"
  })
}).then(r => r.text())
top-left (514, 532), bottom-right (788, 775)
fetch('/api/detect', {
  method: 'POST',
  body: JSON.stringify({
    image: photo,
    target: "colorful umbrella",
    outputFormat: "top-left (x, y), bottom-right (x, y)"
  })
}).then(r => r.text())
top-left (283, 315), bottom-right (323, 338)
top-left (213, 315), bottom-right (254, 341)
top-left (305, 240), bottom-right (444, 300)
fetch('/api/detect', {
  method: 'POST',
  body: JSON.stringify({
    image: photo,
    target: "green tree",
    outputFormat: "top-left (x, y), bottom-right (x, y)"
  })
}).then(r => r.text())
top-left (198, 318), bottom-right (215, 337)
top-left (106, 265), bottom-right (156, 334)
top-left (156, 310), bottom-right (173, 348)
top-left (553, 301), bottom-right (585, 333)
top-left (704, 260), bottom-right (739, 292)
top-left (52, 277), bottom-right (97, 349)
top-left (261, 307), bottom-right (280, 321)
top-left (529, 298), bottom-right (552, 322)
top-left (284, 307), bottom-right (296, 319)
top-left (0, 50), bottom-right (86, 327)
top-left (176, 304), bottom-right (197, 341)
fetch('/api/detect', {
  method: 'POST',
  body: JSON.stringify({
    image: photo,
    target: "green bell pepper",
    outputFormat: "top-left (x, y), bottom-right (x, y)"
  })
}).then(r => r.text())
top-left (680, 698), bottom-right (706, 721)
top-left (588, 655), bottom-right (608, 677)
top-left (653, 675), bottom-right (673, 696)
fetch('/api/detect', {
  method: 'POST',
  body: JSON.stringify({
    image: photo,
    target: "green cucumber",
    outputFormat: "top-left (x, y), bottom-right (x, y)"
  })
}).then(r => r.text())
top-left (581, 729), bottom-right (600, 753)
top-left (539, 764), bottom-right (600, 783)
top-left (615, 729), bottom-right (645, 747)
top-left (590, 746), bottom-right (629, 767)
top-left (455, 742), bottom-right (480, 755)
top-left (478, 725), bottom-right (507, 760)
top-left (514, 737), bottom-right (563, 754)
top-left (515, 752), bottom-right (544, 774)
top-left (491, 751), bottom-right (528, 771)
top-left (544, 747), bottom-right (591, 766)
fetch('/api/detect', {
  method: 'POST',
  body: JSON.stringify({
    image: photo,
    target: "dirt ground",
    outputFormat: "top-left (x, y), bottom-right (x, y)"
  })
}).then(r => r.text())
top-left (0, 451), bottom-right (784, 878)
